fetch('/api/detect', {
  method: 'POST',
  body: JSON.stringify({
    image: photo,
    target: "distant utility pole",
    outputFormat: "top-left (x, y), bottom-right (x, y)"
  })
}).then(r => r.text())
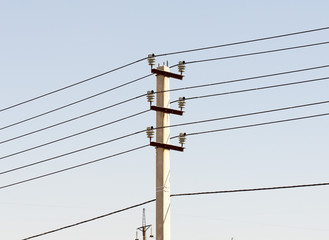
top-left (135, 208), bottom-right (153, 240)
top-left (146, 57), bottom-right (186, 240)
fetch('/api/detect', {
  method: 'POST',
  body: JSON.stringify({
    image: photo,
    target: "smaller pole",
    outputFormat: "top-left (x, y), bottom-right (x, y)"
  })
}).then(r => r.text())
top-left (143, 226), bottom-right (146, 240)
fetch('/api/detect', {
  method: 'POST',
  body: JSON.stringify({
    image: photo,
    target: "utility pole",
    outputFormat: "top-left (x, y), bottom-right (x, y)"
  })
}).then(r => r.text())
top-left (136, 208), bottom-right (153, 240)
top-left (155, 64), bottom-right (171, 240)
top-left (146, 61), bottom-right (186, 240)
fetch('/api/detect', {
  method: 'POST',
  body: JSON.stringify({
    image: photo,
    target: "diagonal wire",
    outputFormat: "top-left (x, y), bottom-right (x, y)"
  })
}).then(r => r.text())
top-left (3, 99), bottom-right (329, 175)
top-left (171, 76), bottom-right (329, 103)
top-left (0, 113), bottom-right (149, 174)
top-left (156, 26), bottom-right (329, 57)
top-left (175, 112), bottom-right (329, 138)
top-left (0, 74), bottom-right (152, 131)
top-left (3, 26), bottom-right (329, 114)
top-left (158, 100), bottom-right (329, 130)
top-left (22, 182), bottom-right (329, 239)
top-left (0, 126), bottom-right (146, 161)
top-left (0, 95), bottom-right (147, 144)
top-left (0, 144), bottom-right (149, 191)
top-left (170, 41), bottom-right (329, 67)
top-left (159, 64), bottom-right (329, 94)
top-left (4, 112), bottom-right (329, 189)
top-left (0, 58), bottom-right (147, 112)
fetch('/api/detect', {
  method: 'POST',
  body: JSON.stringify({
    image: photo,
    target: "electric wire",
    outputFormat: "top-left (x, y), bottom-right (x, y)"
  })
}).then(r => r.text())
top-left (170, 41), bottom-right (329, 67)
top-left (0, 57), bottom-right (147, 113)
top-left (171, 112), bottom-right (329, 139)
top-left (3, 111), bottom-right (329, 187)
top-left (159, 64), bottom-right (329, 94)
top-left (3, 26), bottom-right (329, 114)
top-left (0, 74), bottom-right (152, 131)
top-left (5, 63), bottom-right (329, 141)
top-left (0, 95), bottom-right (147, 144)
top-left (0, 127), bottom-right (146, 161)
top-left (0, 114), bottom-right (149, 174)
top-left (0, 144), bottom-right (149, 191)
top-left (22, 182), bottom-right (329, 240)
top-left (158, 100), bottom-right (329, 130)
top-left (3, 99), bottom-right (328, 175)
top-left (156, 26), bottom-right (329, 57)
top-left (171, 76), bottom-right (329, 103)
top-left (3, 40), bottom-right (329, 129)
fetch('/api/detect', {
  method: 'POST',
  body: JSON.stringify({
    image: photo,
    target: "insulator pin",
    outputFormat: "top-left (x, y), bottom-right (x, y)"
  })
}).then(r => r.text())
top-left (148, 54), bottom-right (156, 68)
top-left (147, 90), bottom-right (155, 105)
top-left (179, 133), bottom-right (186, 147)
top-left (146, 126), bottom-right (155, 141)
top-left (178, 61), bottom-right (186, 74)
top-left (178, 97), bottom-right (186, 110)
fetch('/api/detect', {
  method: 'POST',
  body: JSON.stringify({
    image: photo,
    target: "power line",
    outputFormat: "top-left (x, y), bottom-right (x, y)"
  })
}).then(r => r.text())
top-left (4, 111), bottom-right (329, 186)
top-left (162, 100), bottom-right (329, 130)
top-left (179, 112), bottom-right (329, 138)
top-left (156, 26), bottom-right (329, 57)
top-left (3, 41), bottom-right (328, 126)
top-left (175, 41), bottom-right (329, 66)
top-left (171, 182), bottom-right (329, 197)
top-left (3, 26), bottom-right (329, 114)
top-left (0, 115), bottom-right (149, 175)
top-left (0, 57), bottom-right (147, 113)
top-left (0, 127), bottom-right (146, 161)
top-left (3, 99), bottom-right (328, 174)
top-left (171, 76), bottom-right (329, 103)
top-left (0, 95), bottom-right (147, 144)
top-left (5, 63), bottom-right (329, 141)
top-left (0, 75), bottom-right (152, 131)
top-left (21, 182), bottom-right (329, 240)
top-left (161, 64), bottom-right (329, 94)
top-left (0, 144), bottom-right (149, 190)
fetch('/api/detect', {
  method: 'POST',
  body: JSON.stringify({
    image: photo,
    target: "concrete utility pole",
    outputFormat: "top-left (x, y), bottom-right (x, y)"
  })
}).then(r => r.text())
top-left (155, 65), bottom-right (171, 240)
top-left (147, 64), bottom-right (184, 240)
top-left (146, 58), bottom-right (185, 240)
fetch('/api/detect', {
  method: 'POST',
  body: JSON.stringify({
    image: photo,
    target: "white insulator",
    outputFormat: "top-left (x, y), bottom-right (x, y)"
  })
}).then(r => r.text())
top-left (146, 126), bottom-right (154, 140)
top-left (147, 90), bottom-right (155, 103)
top-left (179, 133), bottom-right (186, 146)
top-left (178, 61), bottom-right (186, 74)
top-left (148, 54), bottom-right (156, 67)
top-left (178, 97), bottom-right (186, 110)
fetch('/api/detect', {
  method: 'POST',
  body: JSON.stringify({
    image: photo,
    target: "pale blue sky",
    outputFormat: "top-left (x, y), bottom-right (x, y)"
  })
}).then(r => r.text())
top-left (1, 1), bottom-right (329, 240)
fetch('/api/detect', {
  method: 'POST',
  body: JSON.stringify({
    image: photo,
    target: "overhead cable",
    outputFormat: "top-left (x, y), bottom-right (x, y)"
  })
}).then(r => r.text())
top-left (0, 95), bottom-right (147, 144)
top-left (0, 58), bottom-right (147, 113)
top-left (171, 76), bottom-right (329, 103)
top-left (0, 75), bottom-right (152, 131)
top-left (0, 115), bottom-right (149, 174)
top-left (0, 144), bottom-right (149, 190)
top-left (6, 63), bottom-right (329, 136)
top-left (156, 26), bottom-right (329, 57)
top-left (3, 112), bottom-right (329, 186)
top-left (3, 26), bottom-right (329, 113)
top-left (3, 99), bottom-right (329, 174)
top-left (161, 100), bottom-right (329, 130)
top-left (170, 41), bottom-right (329, 67)
top-left (171, 112), bottom-right (329, 138)
top-left (0, 128), bottom-right (146, 161)
top-left (160, 64), bottom-right (329, 94)
top-left (22, 182), bottom-right (329, 239)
